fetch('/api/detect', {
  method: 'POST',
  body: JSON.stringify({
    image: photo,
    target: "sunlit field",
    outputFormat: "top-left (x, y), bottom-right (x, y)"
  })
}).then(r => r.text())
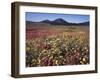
top-left (26, 25), bottom-right (89, 67)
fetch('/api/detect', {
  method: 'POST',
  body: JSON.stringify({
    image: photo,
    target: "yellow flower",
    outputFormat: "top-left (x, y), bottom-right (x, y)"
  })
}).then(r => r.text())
top-left (55, 60), bottom-right (58, 64)
top-left (26, 47), bottom-right (30, 51)
top-left (42, 50), bottom-right (46, 53)
top-left (74, 50), bottom-right (76, 53)
top-left (80, 61), bottom-right (83, 64)
top-left (82, 58), bottom-right (86, 62)
top-left (86, 49), bottom-right (88, 52)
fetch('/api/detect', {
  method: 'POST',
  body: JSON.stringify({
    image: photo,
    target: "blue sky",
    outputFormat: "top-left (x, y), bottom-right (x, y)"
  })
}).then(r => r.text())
top-left (26, 12), bottom-right (89, 23)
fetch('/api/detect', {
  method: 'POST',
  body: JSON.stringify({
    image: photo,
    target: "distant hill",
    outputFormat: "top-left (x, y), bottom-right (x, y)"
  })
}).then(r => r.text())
top-left (41, 18), bottom-right (69, 25)
top-left (78, 22), bottom-right (89, 26)
top-left (26, 18), bottom-right (89, 27)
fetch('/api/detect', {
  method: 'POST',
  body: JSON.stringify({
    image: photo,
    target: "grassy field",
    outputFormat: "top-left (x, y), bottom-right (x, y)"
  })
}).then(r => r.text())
top-left (26, 25), bottom-right (89, 67)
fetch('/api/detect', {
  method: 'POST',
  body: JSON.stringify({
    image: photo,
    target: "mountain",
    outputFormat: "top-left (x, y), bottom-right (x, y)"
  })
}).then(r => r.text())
top-left (26, 18), bottom-right (89, 26)
top-left (26, 21), bottom-right (51, 27)
top-left (53, 18), bottom-right (69, 25)
top-left (78, 21), bottom-right (89, 26)
top-left (41, 20), bottom-right (51, 23)
top-left (41, 18), bottom-right (70, 25)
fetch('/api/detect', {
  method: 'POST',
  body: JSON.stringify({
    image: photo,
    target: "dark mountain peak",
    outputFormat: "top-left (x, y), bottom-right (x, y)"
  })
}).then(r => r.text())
top-left (54, 18), bottom-right (68, 23)
top-left (41, 19), bottom-right (51, 23)
top-left (40, 18), bottom-right (69, 25)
